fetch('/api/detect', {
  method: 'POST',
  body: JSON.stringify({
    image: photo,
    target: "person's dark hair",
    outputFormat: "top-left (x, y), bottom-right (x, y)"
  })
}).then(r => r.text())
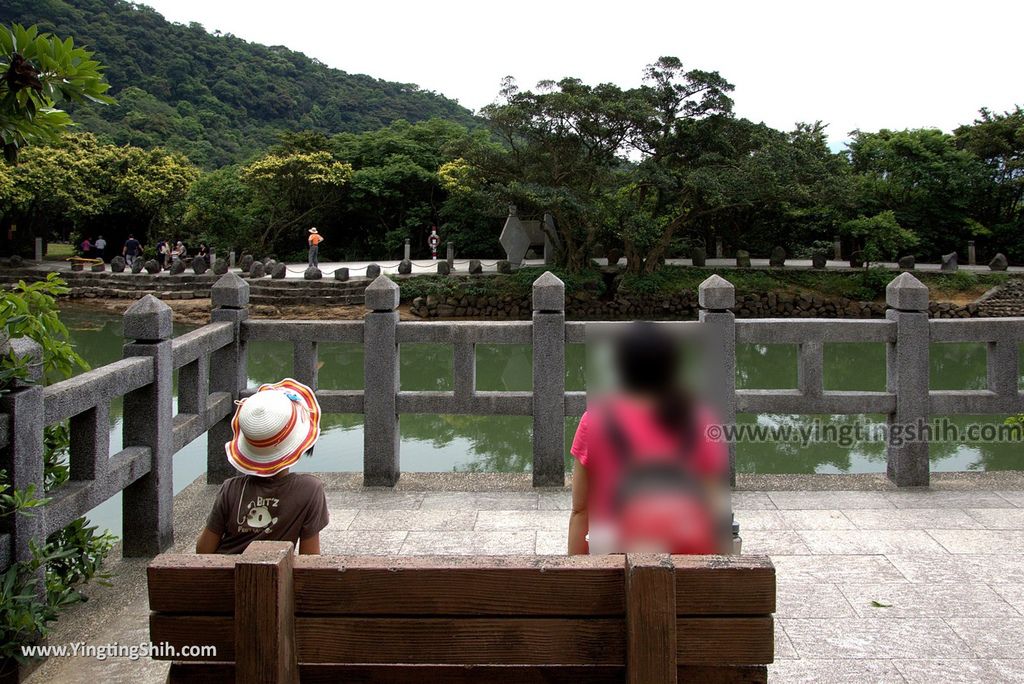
top-left (614, 322), bottom-right (695, 442)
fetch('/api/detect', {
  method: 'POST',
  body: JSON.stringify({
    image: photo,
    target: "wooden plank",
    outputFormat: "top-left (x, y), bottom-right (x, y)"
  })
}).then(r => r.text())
top-left (234, 541), bottom-right (298, 684)
top-left (151, 616), bottom-right (626, 665)
top-left (672, 555), bottom-right (776, 615)
top-left (169, 663), bottom-right (766, 684)
top-left (677, 617), bottom-right (774, 665)
top-left (626, 553), bottom-right (677, 684)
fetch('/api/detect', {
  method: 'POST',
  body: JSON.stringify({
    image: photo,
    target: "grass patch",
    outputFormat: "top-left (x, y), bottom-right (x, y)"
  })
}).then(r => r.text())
top-left (44, 243), bottom-right (74, 260)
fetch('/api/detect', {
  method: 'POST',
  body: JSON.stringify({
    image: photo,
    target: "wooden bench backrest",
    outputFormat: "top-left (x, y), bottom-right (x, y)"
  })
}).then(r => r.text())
top-left (148, 541), bottom-right (775, 684)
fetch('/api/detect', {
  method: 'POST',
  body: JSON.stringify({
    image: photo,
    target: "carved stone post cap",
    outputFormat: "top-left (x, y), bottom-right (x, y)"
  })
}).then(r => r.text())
top-left (365, 274), bottom-right (400, 311)
top-left (886, 272), bottom-right (929, 311)
top-left (211, 272), bottom-right (250, 309)
top-left (532, 271), bottom-right (565, 312)
top-left (124, 294), bottom-right (173, 341)
top-left (698, 274), bottom-right (735, 310)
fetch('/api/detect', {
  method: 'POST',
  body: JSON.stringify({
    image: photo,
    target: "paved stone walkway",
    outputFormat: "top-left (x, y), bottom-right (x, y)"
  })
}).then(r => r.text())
top-left (28, 473), bottom-right (1024, 683)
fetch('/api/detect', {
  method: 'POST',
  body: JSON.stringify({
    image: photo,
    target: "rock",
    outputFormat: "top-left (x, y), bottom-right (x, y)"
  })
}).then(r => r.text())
top-left (769, 246), bottom-right (786, 267)
top-left (365, 264), bottom-right (381, 279)
top-left (334, 267), bottom-right (349, 281)
top-left (898, 255), bottom-right (915, 270)
top-left (8, 255), bottom-right (23, 267)
top-left (238, 254), bottom-right (254, 272)
top-left (735, 250), bottom-right (751, 268)
top-left (690, 247), bottom-right (706, 267)
top-left (398, 259), bottom-right (412, 275)
top-left (271, 263), bottom-right (287, 279)
top-left (811, 251), bottom-right (828, 269)
top-left (169, 259), bottom-right (186, 275)
top-left (941, 252), bottom-right (958, 271)
top-left (248, 261), bottom-right (265, 278)
top-left (497, 260), bottom-right (512, 274)
top-left (468, 259), bottom-right (483, 274)
top-left (131, 259), bottom-right (144, 274)
top-left (191, 256), bottom-right (208, 274)
top-left (606, 248), bottom-right (622, 266)
top-left (849, 251), bottom-right (864, 268)
top-left (989, 253), bottom-right (1008, 271)
top-left (91, 262), bottom-right (105, 272)
top-left (144, 259), bottom-right (161, 274)
top-left (437, 261), bottom-right (451, 275)
top-left (263, 259), bottom-right (277, 273)
top-left (110, 256), bottom-right (126, 273)
top-left (71, 262), bottom-right (84, 272)
top-left (304, 266), bottom-right (322, 280)
top-left (212, 257), bottom-right (228, 275)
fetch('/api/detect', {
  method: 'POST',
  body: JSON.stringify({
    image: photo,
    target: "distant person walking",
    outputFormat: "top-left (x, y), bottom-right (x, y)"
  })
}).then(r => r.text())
top-left (123, 234), bottom-right (142, 266)
top-left (307, 227), bottom-right (323, 268)
top-left (80, 236), bottom-right (93, 258)
top-left (94, 235), bottom-right (107, 261)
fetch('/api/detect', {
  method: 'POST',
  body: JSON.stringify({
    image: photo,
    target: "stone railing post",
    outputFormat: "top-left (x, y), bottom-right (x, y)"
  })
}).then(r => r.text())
top-left (885, 273), bottom-right (930, 486)
top-left (699, 275), bottom-right (737, 486)
top-left (121, 295), bottom-right (174, 556)
top-left (363, 276), bottom-right (400, 486)
top-left (532, 272), bottom-right (565, 486)
top-left (0, 337), bottom-right (44, 587)
top-left (208, 273), bottom-right (250, 484)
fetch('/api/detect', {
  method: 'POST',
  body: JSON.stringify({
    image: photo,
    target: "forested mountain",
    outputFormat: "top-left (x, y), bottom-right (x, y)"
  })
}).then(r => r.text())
top-left (0, 0), bottom-right (478, 167)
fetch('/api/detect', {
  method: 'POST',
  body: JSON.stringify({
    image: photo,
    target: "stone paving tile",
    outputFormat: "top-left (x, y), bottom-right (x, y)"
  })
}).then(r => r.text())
top-left (326, 490), bottom-right (424, 509)
top-left (838, 582), bottom-right (1016, 618)
top-left (843, 508), bottom-right (984, 530)
top-left (400, 530), bottom-right (536, 555)
top-left (769, 491), bottom-right (894, 510)
top-left (895, 659), bottom-right (1024, 684)
top-left (927, 529), bottom-right (1024, 554)
top-left (731, 490), bottom-right (777, 509)
top-left (320, 530), bottom-right (408, 554)
top-left (945, 618), bottom-right (1024, 658)
top-left (769, 659), bottom-right (905, 683)
top-left (347, 509), bottom-right (478, 531)
top-left (781, 618), bottom-right (974, 659)
top-left (475, 510), bottom-right (569, 530)
top-left (798, 529), bottom-right (948, 555)
top-left (322, 508), bottom-right (359, 531)
top-left (536, 490), bottom-right (571, 510)
top-left (733, 509), bottom-right (789, 530)
top-left (997, 491), bottom-right (1024, 508)
top-left (884, 490), bottom-right (1013, 509)
top-left (779, 509), bottom-right (857, 530)
top-left (964, 507), bottom-right (1024, 529)
top-left (419, 491), bottom-right (538, 510)
top-left (990, 584), bottom-right (1024, 616)
top-left (741, 530), bottom-right (812, 555)
top-left (774, 624), bottom-right (798, 660)
top-left (886, 554), bottom-right (1024, 584)
top-left (535, 530), bottom-right (566, 555)
top-left (777, 583), bottom-right (856, 618)
top-left (770, 555), bottom-right (909, 584)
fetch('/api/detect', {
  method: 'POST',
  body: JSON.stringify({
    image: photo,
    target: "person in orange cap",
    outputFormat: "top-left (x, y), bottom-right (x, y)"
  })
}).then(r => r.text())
top-left (195, 378), bottom-right (329, 554)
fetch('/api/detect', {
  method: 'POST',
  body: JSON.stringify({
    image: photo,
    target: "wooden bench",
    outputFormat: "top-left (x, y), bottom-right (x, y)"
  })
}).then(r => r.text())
top-left (147, 541), bottom-right (775, 683)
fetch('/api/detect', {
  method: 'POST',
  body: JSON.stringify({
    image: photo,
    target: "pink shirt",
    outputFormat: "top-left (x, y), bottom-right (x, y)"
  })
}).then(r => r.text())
top-left (570, 399), bottom-right (727, 522)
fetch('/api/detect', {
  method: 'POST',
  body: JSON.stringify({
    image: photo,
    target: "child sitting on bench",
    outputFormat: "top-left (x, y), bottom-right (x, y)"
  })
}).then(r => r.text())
top-left (196, 378), bottom-right (329, 555)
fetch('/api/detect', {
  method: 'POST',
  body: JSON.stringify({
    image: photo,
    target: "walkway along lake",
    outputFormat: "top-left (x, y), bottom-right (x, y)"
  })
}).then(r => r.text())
top-left (59, 305), bottom-right (1024, 536)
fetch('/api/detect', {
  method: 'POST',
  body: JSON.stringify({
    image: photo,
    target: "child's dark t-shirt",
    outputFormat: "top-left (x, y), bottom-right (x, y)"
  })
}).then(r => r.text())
top-left (206, 473), bottom-right (329, 554)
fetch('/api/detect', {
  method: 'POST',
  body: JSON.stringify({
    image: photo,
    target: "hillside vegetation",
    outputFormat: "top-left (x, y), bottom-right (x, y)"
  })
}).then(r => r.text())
top-left (0, 0), bottom-right (477, 167)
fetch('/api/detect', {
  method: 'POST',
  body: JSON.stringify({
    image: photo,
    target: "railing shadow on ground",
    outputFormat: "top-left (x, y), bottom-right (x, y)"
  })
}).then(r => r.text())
top-left (1, 269), bottom-right (1020, 568)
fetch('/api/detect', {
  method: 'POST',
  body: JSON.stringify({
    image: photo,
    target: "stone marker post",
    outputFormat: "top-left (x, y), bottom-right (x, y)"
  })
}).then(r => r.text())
top-left (698, 275), bottom-right (737, 486)
top-left (0, 337), bottom-right (45, 593)
top-left (34, 237), bottom-right (43, 262)
top-left (404, 238), bottom-right (411, 261)
top-left (715, 236), bottom-right (723, 259)
top-left (363, 276), bottom-right (401, 486)
top-left (446, 242), bottom-right (454, 269)
top-left (532, 272), bottom-right (566, 486)
top-left (968, 241), bottom-right (976, 266)
top-left (121, 295), bottom-right (174, 556)
top-left (833, 235), bottom-right (842, 261)
top-left (207, 274), bottom-right (250, 484)
top-left (229, 251), bottom-right (236, 269)
top-left (885, 273), bottom-right (930, 487)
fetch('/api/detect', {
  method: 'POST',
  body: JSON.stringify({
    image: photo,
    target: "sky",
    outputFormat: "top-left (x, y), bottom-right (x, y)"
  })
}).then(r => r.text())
top-left (142, 0), bottom-right (1022, 145)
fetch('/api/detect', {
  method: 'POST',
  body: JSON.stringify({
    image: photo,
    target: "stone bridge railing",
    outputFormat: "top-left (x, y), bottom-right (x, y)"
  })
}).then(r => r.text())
top-left (0, 270), bottom-right (1020, 568)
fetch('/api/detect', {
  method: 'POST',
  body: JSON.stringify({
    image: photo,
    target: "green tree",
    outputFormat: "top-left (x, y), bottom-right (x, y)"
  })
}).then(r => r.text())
top-left (0, 23), bottom-right (113, 163)
top-left (842, 210), bottom-right (919, 268)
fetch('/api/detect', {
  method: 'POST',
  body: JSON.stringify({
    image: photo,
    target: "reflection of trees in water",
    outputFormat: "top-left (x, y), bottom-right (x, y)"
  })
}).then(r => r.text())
top-left (930, 343), bottom-right (987, 390)
top-left (736, 344), bottom-right (797, 389)
top-left (735, 414), bottom-right (887, 474)
top-left (404, 414), bottom-right (534, 472)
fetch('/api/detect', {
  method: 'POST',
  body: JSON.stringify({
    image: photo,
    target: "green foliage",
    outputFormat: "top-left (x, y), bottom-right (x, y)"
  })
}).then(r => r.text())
top-left (396, 268), bottom-right (604, 302)
top-left (0, 0), bottom-right (476, 168)
top-left (0, 22), bottom-right (113, 162)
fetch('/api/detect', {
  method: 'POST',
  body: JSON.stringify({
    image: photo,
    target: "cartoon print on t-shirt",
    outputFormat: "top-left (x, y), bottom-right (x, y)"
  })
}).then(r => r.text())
top-left (237, 493), bottom-right (280, 534)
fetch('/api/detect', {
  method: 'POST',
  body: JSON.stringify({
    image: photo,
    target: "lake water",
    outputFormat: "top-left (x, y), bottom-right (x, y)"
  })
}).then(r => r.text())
top-left (57, 306), bottom-right (1022, 536)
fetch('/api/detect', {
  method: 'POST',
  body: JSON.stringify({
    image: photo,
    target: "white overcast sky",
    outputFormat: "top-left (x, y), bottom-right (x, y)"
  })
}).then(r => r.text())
top-left (142, 0), bottom-right (1022, 145)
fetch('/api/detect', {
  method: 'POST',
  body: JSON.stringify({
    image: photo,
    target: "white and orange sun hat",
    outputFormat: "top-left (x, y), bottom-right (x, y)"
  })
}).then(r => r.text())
top-left (225, 378), bottom-right (321, 477)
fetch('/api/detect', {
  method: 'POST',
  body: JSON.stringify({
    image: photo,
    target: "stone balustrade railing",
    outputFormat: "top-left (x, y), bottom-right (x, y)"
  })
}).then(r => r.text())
top-left (0, 270), bottom-right (1021, 569)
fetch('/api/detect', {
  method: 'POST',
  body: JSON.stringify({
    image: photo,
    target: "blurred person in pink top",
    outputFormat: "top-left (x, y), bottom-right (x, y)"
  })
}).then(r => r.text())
top-left (568, 322), bottom-right (729, 555)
